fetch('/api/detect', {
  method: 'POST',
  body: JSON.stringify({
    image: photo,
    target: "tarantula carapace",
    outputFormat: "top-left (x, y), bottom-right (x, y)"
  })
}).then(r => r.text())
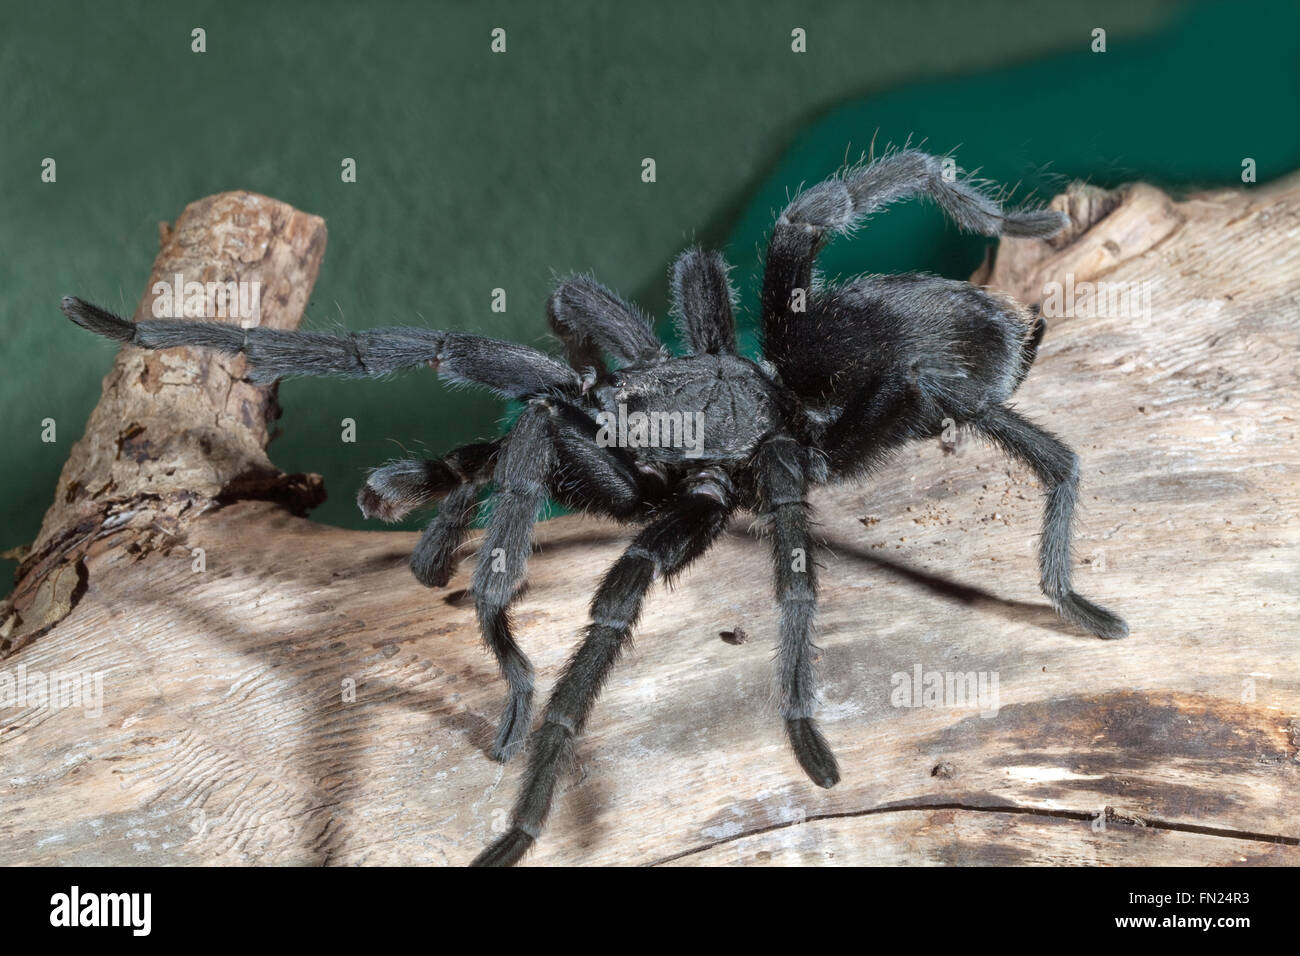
top-left (63, 148), bottom-right (1127, 867)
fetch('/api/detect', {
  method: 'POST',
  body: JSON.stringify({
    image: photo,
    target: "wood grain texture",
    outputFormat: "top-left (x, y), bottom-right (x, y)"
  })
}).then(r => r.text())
top-left (1, 178), bottom-right (1297, 867)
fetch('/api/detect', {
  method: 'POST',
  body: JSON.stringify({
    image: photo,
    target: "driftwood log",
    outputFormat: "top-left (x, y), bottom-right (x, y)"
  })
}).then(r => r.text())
top-left (1, 177), bottom-right (1297, 866)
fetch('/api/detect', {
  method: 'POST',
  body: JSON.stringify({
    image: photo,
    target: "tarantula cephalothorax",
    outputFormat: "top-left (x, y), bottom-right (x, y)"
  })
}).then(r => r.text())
top-left (62, 148), bottom-right (1128, 866)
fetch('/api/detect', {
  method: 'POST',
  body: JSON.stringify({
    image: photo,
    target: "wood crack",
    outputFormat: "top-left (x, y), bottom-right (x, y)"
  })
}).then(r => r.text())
top-left (646, 800), bottom-right (1300, 866)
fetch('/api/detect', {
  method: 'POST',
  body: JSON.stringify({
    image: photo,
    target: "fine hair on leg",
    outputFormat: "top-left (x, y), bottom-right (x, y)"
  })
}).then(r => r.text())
top-left (472, 474), bottom-right (733, 866)
top-left (975, 404), bottom-right (1128, 639)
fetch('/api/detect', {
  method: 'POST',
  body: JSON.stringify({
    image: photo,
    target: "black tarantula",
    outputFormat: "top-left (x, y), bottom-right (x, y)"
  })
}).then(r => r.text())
top-left (62, 148), bottom-right (1127, 867)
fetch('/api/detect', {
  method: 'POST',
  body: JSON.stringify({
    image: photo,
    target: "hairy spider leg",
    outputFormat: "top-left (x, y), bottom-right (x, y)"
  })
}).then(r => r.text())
top-left (973, 404), bottom-right (1128, 640)
top-left (821, 374), bottom-right (925, 479)
top-left (467, 397), bottom-right (663, 763)
top-left (472, 472), bottom-right (734, 866)
top-left (471, 403), bottom-right (554, 762)
top-left (358, 440), bottom-right (501, 524)
top-left (60, 296), bottom-right (580, 395)
top-left (761, 149), bottom-right (1066, 385)
top-left (754, 436), bottom-right (840, 788)
top-left (670, 248), bottom-right (738, 355)
top-left (409, 479), bottom-right (491, 589)
top-left (546, 400), bottom-right (667, 518)
top-left (547, 276), bottom-right (665, 375)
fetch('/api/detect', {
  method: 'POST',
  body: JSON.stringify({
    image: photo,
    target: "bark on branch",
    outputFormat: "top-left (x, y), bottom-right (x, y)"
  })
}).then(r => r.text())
top-left (2, 193), bottom-right (326, 656)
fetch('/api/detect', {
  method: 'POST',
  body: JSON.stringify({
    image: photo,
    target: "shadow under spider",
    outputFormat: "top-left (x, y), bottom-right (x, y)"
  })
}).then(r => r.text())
top-left (90, 502), bottom-right (1091, 865)
top-left (818, 532), bottom-right (1087, 640)
top-left (101, 576), bottom-right (548, 864)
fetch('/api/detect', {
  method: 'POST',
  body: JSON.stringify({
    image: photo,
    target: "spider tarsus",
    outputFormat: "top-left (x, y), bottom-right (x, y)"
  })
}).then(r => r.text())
top-left (410, 558), bottom-right (454, 589)
top-left (1000, 207), bottom-right (1069, 239)
top-left (786, 717), bottom-right (841, 789)
top-left (356, 484), bottom-right (400, 522)
top-left (61, 296), bottom-right (134, 341)
top-left (470, 826), bottom-right (535, 867)
top-left (1057, 591), bottom-right (1130, 640)
top-left (489, 692), bottom-right (533, 762)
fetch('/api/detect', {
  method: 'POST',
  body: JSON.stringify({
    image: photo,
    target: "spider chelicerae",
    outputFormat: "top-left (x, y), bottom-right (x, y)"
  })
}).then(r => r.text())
top-left (62, 148), bottom-right (1128, 867)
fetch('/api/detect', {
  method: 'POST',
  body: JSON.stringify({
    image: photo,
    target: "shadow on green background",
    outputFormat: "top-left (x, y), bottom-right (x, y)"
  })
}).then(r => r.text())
top-left (3, 0), bottom-right (1295, 594)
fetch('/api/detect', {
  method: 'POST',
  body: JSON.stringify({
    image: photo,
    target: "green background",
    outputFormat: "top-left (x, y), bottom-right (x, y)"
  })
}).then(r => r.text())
top-left (3, 0), bottom-right (1297, 595)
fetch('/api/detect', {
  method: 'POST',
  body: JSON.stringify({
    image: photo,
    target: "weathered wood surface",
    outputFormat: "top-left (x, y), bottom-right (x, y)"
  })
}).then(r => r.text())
top-left (1, 177), bottom-right (1297, 867)
top-left (1, 191), bottom-right (327, 659)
